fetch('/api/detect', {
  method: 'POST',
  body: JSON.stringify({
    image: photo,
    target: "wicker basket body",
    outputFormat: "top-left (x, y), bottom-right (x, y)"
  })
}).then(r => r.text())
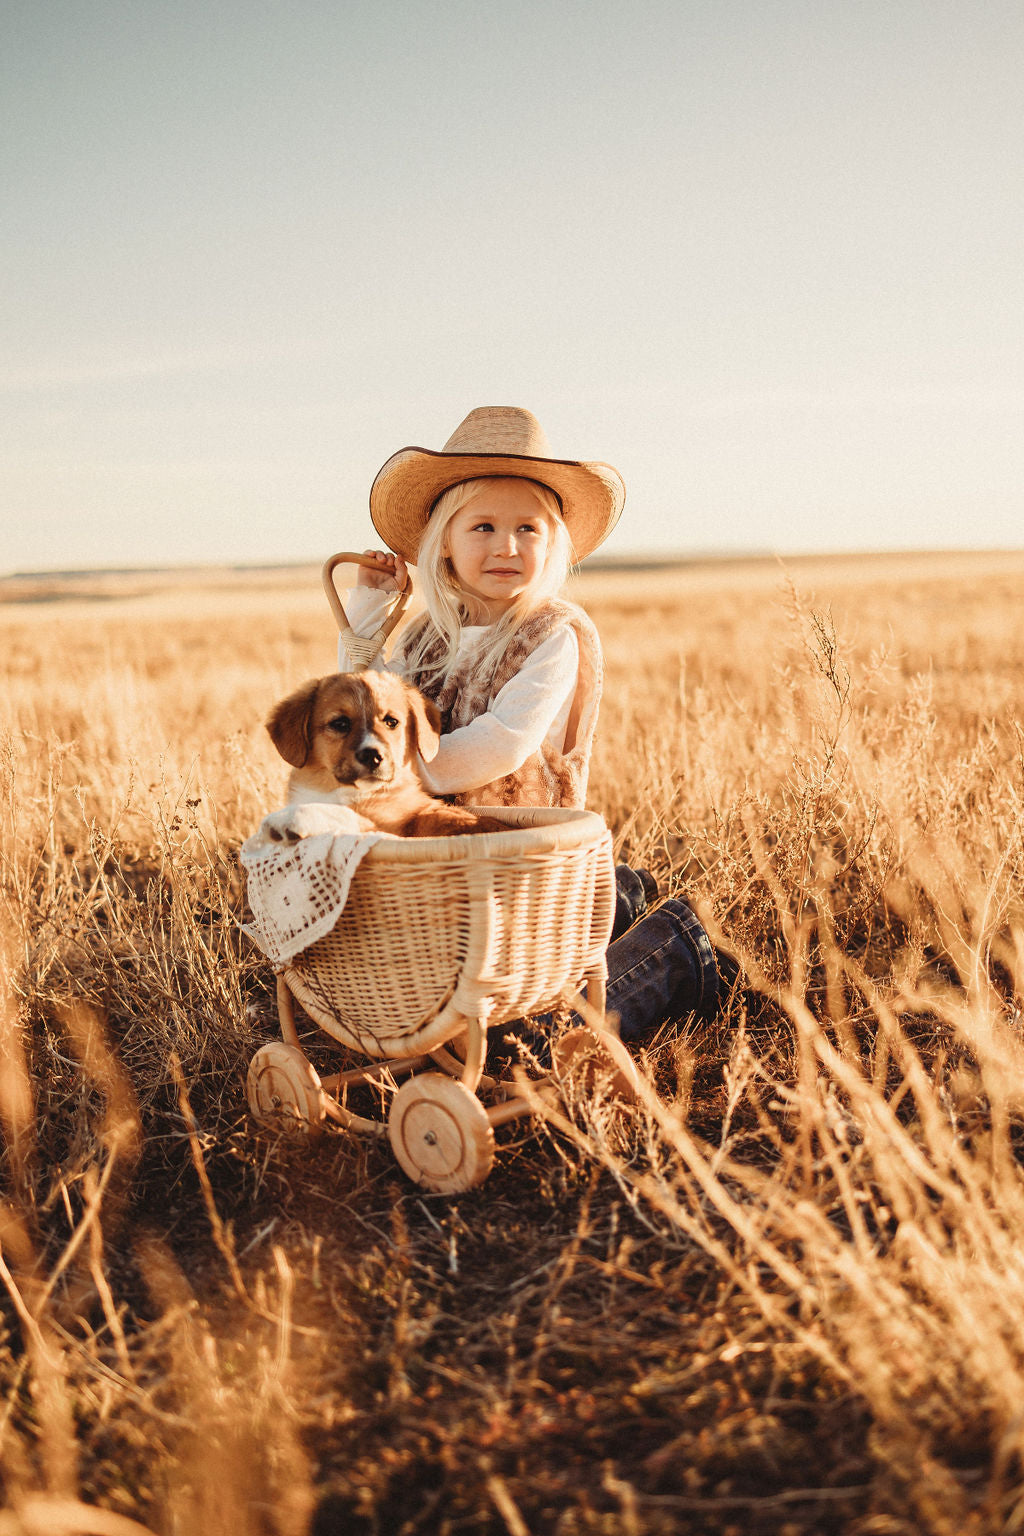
top-left (282, 806), bottom-right (615, 1058)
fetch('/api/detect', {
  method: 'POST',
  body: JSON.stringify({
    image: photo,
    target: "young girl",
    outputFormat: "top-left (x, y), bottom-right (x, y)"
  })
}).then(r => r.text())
top-left (338, 406), bottom-right (723, 1044)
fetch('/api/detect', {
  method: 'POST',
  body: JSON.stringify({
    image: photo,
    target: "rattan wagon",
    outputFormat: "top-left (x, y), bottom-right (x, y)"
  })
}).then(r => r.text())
top-left (244, 556), bottom-right (636, 1192)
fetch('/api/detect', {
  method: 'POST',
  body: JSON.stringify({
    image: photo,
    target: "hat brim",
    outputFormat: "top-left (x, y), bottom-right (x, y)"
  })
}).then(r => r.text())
top-left (369, 447), bottom-right (625, 564)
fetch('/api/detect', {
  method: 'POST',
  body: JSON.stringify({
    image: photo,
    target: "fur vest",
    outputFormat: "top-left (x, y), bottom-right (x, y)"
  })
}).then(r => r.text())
top-left (396, 599), bottom-right (603, 809)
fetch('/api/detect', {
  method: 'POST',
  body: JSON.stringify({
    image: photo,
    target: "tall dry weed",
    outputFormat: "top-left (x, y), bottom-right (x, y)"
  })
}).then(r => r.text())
top-left (2, 557), bottom-right (1024, 1532)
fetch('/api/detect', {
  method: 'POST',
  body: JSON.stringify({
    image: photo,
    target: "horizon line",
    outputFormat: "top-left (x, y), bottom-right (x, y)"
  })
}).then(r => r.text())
top-left (5, 545), bottom-right (1024, 585)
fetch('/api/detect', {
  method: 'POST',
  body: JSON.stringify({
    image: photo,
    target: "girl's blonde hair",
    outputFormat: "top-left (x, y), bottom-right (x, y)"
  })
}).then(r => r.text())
top-left (403, 476), bottom-right (574, 685)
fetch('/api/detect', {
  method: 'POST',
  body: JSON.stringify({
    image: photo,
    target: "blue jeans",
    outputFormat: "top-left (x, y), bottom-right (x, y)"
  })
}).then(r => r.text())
top-left (491, 868), bottom-right (722, 1063)
top-left (605, 894), bottom-right (720, 1042)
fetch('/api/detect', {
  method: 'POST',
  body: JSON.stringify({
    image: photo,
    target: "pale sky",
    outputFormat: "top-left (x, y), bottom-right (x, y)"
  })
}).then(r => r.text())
top-left (3, 0), bottom-right (1023, 574)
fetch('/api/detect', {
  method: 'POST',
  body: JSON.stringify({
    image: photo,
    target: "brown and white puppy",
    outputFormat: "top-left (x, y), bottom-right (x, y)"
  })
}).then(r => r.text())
top-left (266, 671), bottom-right (508, 838)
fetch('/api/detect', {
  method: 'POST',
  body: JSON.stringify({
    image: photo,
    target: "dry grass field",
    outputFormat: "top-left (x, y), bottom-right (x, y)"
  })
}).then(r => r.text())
top-left (3, 549), bottom-right (1024, 1535)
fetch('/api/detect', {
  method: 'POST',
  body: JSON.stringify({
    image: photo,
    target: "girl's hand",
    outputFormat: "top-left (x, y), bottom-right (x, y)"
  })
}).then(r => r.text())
top-left (357, 549), bottom-right (408, 592)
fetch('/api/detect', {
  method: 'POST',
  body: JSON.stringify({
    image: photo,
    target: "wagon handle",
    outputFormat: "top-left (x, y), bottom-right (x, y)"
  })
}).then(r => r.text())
top-left (322, 552), bottom-right (413, 668)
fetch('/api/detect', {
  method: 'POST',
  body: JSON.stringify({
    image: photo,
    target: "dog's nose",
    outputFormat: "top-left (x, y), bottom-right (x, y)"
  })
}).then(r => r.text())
top-left (355, 745), bottom-right (382, 771)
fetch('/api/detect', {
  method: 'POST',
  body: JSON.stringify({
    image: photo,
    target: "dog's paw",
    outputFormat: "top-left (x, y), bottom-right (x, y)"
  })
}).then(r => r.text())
top-left (260, 808), bottom-right (304, 844)
top-left (262, 804), bottom-right (370, 843)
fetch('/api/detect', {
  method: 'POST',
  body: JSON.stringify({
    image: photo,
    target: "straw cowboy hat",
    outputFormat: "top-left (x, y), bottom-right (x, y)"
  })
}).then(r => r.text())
top-left (369, 406), bottom-right (626, 564)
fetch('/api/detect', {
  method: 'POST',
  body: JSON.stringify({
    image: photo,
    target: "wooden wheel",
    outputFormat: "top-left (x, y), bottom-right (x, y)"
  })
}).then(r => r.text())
top-left (551, 1027), bottom-right (641, 1103)
top-left (246, 1042), bottom-right (325, 1136)
top-left (388, 1073), bottom-right (495, 1193)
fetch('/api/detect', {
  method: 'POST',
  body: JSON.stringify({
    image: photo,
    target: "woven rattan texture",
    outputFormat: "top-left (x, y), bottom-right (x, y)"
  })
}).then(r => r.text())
top-left (284, 811), bottom-right (614, 1057)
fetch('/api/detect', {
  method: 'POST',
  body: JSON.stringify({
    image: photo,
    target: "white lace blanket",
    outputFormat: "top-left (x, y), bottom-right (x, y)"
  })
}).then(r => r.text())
top-left (240, 804), bottom-right (383, 968)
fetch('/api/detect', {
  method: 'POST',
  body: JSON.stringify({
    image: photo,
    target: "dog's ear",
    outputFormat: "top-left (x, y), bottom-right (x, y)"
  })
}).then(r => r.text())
top-left (266, 679), bottom-right (321, 767)
top-left (404, 685), bottom-right (442, 763)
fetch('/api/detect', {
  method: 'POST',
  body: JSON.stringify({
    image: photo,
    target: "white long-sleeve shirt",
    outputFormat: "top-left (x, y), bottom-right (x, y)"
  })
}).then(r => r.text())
top-left (338, 588), bottom-right (579, 797)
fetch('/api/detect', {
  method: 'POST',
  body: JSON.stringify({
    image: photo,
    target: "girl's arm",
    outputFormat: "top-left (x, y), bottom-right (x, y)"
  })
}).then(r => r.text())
top-left (418, 629), bottom-right (579, 796)
top-left (336, 587), bottom-right (394, 672)
top-left (335, 551), bottom-right (409, 672)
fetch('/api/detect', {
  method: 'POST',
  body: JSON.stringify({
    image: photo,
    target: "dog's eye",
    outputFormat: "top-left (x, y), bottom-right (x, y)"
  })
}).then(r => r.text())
top-left (382, 714), bottom-right (400, 730)
top-left (326, 715), bottom-right (351, 734)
